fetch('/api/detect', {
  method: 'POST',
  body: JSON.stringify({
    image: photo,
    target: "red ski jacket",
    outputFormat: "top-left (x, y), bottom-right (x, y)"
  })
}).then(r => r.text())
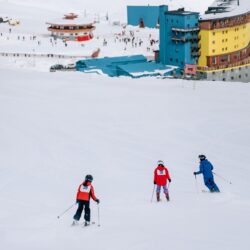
top-left (76, 181), bottom-right (97, 201)
top-left (154, 165), bottom-right (171, 186)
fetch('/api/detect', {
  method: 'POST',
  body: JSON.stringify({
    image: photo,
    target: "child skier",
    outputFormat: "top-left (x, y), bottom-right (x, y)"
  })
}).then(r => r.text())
top-left (194, 155), bottom-right (220, 192)
top-left (72, 174), bottom-right (100, 226)
top-left (154, 160), bottom-right (171, 201)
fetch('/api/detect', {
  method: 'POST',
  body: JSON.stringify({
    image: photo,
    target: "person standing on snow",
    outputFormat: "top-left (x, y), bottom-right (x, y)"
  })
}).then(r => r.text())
top-left (154, 160), bottom-right (171, 201)
top-left (72, 175), bottom-right (100, 226)
top-left (193, 155), bottom-right (220, 192)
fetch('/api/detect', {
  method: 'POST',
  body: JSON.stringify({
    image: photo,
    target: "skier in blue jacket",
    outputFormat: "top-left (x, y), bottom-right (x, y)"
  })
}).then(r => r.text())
top-left (194, 155), bottom-right (220, 192)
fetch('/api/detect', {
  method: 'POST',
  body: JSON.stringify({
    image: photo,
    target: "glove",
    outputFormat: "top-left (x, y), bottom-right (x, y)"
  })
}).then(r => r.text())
top-left (96, 199), bottom-right (100, 204)
top-left (154, 181), bottom-right (156, 185)
top-left (193, 172), bottom-right (197, 176)
top-left (169, 178), bottom-right (171, 183)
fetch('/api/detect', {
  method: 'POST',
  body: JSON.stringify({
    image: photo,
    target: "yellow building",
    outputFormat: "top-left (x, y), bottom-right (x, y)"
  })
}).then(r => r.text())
top-left (198, 0), bottom-right (250, 82)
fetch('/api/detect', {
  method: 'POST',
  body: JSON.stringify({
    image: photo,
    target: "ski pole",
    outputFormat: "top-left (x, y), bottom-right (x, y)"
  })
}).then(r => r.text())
top-left (97, 204), bottom-right (100, 227)
top-left (150, 184), bottom-right (156, 203)
top-left (213, 172), bottom-right (232, 184)
top-left (194, 175), bottom-right (199, 193)
top-left (57, 203), bottom-right (76, 219)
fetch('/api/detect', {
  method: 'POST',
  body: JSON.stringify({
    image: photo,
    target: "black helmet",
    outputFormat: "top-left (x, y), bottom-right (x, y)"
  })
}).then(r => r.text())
top-left (198, 155), bottom-right (206, 161)
top-left (85, 174), bottom-right (93, 182)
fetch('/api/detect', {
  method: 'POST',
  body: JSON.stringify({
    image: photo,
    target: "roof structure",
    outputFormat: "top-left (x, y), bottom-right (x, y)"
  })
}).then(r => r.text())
top-left (117, 62), bottom-right (177, 78)
top-left (166, 8), bottom-right (199, 16)
top-left (76, 55), bottom-right (178, 78)
top-left (200, 0), bottom-right (249, 20)
top-left (46, 17), bottom-right (94, 26)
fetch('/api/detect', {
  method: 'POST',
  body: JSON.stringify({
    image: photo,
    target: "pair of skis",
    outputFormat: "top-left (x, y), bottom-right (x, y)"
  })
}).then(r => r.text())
top-left (71, 221), bottom-right (96, 228)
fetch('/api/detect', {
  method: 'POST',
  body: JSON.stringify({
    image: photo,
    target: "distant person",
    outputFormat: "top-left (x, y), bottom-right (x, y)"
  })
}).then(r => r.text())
top-left (194, 155), bottom-right (220, 192)
top-left (154, 160), bottom-right (171, 201)
top-left (72, 175), bottom-right (100, 226)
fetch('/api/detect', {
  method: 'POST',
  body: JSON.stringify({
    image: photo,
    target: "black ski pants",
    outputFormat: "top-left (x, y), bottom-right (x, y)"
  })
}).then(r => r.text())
top-left (73, 200), bottom-right (90, 222)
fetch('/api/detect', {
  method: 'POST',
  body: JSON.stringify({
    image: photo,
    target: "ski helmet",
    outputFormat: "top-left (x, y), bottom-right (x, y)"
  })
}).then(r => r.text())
top-left (198, 155), bottom-right (206, 161)
top-left (85, 174), bottom-right (93, 182)
top-left (157, 160), bottom-right (164, 166)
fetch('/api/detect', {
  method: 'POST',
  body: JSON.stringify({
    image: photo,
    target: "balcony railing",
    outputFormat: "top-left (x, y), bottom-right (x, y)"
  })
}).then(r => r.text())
top-left (197, 58), bottom-right (250, 72)
top-left (172, 27), bottom-right (200, 33)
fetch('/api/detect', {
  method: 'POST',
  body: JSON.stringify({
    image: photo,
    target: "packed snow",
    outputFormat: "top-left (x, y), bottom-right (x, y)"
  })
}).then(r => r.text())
top-left (0, 1), bottom-right (250, 250)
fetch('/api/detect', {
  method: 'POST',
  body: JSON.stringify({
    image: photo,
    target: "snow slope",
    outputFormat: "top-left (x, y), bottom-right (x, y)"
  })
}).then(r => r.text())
top-left (0, 69), bottom-right (250, 250)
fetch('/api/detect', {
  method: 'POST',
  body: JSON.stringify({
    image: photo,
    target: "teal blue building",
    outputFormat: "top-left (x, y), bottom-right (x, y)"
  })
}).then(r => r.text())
top-left (127, 5), bottom-right (168, 28)
top-left (159, 6), bottom-right (200, 69)
top-left (76, 55), bottom-right (177, 78)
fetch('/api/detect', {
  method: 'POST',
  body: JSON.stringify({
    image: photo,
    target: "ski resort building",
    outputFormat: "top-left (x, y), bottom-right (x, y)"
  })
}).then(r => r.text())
top-left (46, 13), bottom-right (95, 42)
top-left (159, 6), bottom-right (200, 70)
top-left (76, 55), bottom-right (177, 78)
top-left (197, 0), bottom-right (250, 82)
top-left (127, 5), bottom-right (168, 28)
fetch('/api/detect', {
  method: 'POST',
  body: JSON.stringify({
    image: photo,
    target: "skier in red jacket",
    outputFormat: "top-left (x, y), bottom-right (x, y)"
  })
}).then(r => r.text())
top-left (72, 174), bottom-right (100, 226)
top-left (154, 160), bottom-right (171, 201)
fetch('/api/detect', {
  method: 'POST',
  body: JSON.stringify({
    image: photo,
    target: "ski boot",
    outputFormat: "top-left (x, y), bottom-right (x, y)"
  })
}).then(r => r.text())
top-left (84, 221), bottom-right (90, 227)
top-left (165, 193), bottom-right (170, 202)
top-left (71, 220), bottom-right (79, 226)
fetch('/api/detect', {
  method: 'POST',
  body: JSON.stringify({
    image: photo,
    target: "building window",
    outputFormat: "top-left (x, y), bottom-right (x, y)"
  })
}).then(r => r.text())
top-left (213, 32), bottom-right (215, 35)
top-left (212, 57), bottom-right (217, 65)
top-left (231, 76), bottom-right (234, 80)
top-left (212, 41), bottom-right (215, 44)
top-left (212, 49), bottom-right (215, 53)
top-left (220, 55), bottom-right (229, 63)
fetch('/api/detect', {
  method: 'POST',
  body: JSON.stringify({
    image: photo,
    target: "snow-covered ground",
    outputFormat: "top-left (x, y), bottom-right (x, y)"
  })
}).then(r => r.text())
top-left (1, 1), bottom-right (250, 250)
top-left (1, 68), bottom-right (250, 250)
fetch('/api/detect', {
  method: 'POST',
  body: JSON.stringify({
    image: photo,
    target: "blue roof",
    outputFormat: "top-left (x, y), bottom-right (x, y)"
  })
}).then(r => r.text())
top-left (117, 62), bottom-right (170, 73)
top-left (76, 55), bottom-right (178, 78)
top-left (77, 55), bottom-right (147, 68)
top-left (117, 62), bottom-right (176, 78)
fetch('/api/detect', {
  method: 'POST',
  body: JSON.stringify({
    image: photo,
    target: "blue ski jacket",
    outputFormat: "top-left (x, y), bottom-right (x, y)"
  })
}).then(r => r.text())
top-left (195, 159), bottom-right (214, 180)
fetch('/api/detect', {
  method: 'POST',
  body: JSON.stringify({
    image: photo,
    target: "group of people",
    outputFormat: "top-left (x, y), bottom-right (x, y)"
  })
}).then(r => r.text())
top-left (72, 154), bottom-right (220, 226)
